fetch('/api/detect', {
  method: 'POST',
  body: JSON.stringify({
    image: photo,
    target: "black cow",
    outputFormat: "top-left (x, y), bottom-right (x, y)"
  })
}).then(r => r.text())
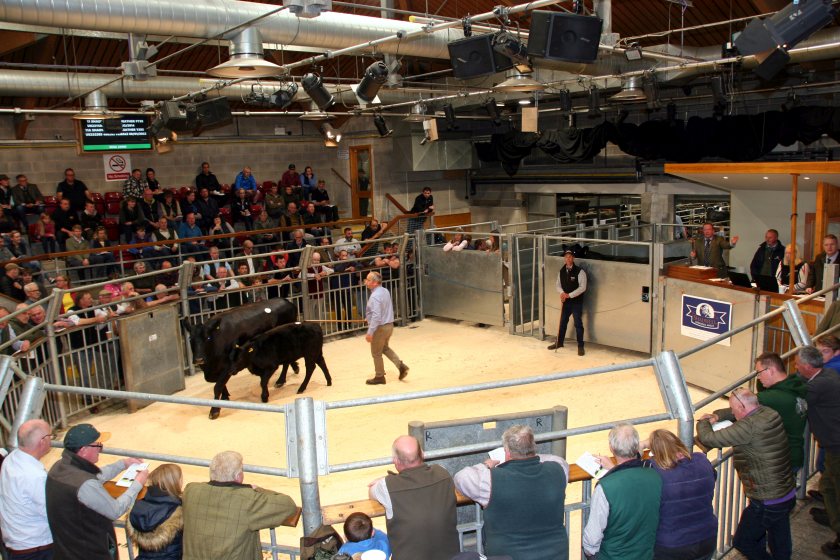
top-left (231, 322), bottom-right (332, 395)
top-left (182, 299), bottom-right (299, 419)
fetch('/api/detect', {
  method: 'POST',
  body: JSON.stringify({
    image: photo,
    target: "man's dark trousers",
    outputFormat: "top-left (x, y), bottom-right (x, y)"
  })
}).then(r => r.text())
top-left (558, 297), bottom-right (584, 348)
top-left (733, 496), bottom-right (795, 560)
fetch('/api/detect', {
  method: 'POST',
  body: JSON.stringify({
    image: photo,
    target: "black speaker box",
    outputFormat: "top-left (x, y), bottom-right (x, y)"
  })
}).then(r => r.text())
top-left (527, 11), bottom-right (603, 64)
top-left (160, 101), bottom-right (193, 132)
top-left (193, 98), bottom-right (232, 130)
top-left (448, 34), bottom-right (514, 79)
top-left (753, 48), bottom-right (791, 81)
top-left (736, 0), bottom-right (836, 56)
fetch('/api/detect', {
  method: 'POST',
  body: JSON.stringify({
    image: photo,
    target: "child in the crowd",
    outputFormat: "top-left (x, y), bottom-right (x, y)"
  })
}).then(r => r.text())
top-left (338, 512), bottom-right (391, 559)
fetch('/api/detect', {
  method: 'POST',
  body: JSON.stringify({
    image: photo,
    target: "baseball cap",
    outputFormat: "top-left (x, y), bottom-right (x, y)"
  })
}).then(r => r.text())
top-left (0, 174), bottom-right (8, 181)
top-left (64, 423), bottom-right (111, 451)
top-left (288, 164), bottom-right (296, 169)
top-left (4, 263), bottom-right (20, 271)
top-left (563, 249), bottom-right (574, 255)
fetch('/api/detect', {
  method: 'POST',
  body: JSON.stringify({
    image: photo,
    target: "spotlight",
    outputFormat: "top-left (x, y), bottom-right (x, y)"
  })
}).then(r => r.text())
top-left (624, 42), bottom-right (643, 61)
top-left (404, 103), bottom-right (429, 122)
top-left (442, 104), bottom-right (458, 130)
top-left (302, 73), bottom-right (335, 110)
top-left (559, 89), bottom-right (572, 112)
top-left (356, 61), bottom-right (389, 104)
top-left (483, 98), bottom-right (501, 125)
top-left (587, 86), bottom-right (601, 118)
top-left (462, 17), bottom-right (472, 38)
top-left (374, 114), bottom-right (392, 137)
top-left (270, 82), bottom-right (299, 109)
top-left (492, 31), bottom-right (531, 73)
top-left (321, 122), bottom-right (342, 143)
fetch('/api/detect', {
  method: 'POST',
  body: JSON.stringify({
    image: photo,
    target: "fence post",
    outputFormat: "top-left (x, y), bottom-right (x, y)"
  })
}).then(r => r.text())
top-left (178, 260), bottom-right (196, 377)
top-left (396, 233), bottom-right (410, 326)
top-left (9, 375), bottom-right (46, 448)
top-left (294, 397), bottom-right (323, 535)
top-left (44, 289), bottom-right (67, 428)
top-left (299, 246), bottom-right (314, 321)
top-left (782, 299), bottom-right (812, 348)
top-left (653, 351), bottom-right (695, 448)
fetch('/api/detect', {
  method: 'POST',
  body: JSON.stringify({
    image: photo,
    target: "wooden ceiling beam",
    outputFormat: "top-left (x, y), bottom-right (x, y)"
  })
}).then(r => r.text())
top-left (0, 31), bottom-right (41, 57)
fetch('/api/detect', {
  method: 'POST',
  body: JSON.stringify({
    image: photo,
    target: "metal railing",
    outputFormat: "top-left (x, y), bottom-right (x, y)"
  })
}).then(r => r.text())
top-left (0, 222), bottom-right (829, 560)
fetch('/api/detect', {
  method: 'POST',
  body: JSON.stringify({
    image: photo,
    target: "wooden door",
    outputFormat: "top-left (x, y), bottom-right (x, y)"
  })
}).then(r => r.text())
top-left (349, 145), bottom-right (373, 218)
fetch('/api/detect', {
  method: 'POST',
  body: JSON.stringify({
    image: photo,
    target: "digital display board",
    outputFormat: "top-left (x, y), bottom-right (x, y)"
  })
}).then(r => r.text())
top-left (78, 116), bottom-right (153, 152)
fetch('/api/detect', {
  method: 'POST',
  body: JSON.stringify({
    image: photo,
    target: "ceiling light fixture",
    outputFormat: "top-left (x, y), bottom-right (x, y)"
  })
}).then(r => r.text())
top-left (624, 42), bottom-right (643, 61)
top-left (73, 91), bottom-right (120, 120)
top-left (404, 103), bottom-right (429, 122)
top-left (355, 61), bottom-right (389, 104)
top-left (587, 86), bottom-right (602, 118)
top-left (494, 69), bottom-right (546, 93)
top-left (302, 72), bottom-right (335, 110)
top-left (207, 28), bottom-right (283, 79)
top-left (374, 114), bottom-right (392, 137)
top-left (610, 76), bottom-right (647, 102)
top-left (298, 101), bottom-right (332, 121)
top-left (321, 122), bottom-right (342, 144)
top-left (518, 98), bottom-right (532, 105)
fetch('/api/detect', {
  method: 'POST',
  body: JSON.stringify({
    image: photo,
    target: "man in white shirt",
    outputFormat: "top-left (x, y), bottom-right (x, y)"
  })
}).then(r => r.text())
top-left (0, 419), bottom-right (54, 559)
top-left (335, 227), bottom-right (361, 257)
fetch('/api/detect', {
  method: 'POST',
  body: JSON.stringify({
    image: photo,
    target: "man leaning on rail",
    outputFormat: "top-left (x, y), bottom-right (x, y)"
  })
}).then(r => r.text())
top-left (45, 423), bottom-right (149, 560)
top-left (696, 388), bottom-right (795, 560)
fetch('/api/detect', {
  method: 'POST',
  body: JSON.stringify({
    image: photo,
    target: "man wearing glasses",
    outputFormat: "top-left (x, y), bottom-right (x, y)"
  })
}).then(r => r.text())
top-left (0, 420), bottom-right (54, 559)
top-left (697, 388), bottom-right (795, 560)
top-left (45, 423), bottom-right (148, 560)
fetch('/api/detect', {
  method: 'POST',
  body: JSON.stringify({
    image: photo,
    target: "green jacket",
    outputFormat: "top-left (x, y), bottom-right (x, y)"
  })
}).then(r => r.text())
top-left (714, 376), bottom-right (807, 468)
top-left (697, 406), bottom-right (793, 500)
top-left (182, 481), bottom-right (296, 560)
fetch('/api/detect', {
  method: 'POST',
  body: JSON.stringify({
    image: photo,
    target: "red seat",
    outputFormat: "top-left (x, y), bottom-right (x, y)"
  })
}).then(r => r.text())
top-left (218, 207), bottom-right (233, 225)
top-left (221, 183), bottom-right (231, 194)
top-left (251, 204), bottom-right (262, 215)
top-left (43, 196), bottom-right (58, 215)
top-left (91, 192), bottom-right (106, 215)
top-left (106, 201), bottom-right (121, 216)
top-left (104, 191), bottom-right (122, 203)
top-left (103, 218), bottom-right (119, 241)
top-left (28, 222), bottom-right (40, 240)
top-left (120, 250), bottom-right (136, 272)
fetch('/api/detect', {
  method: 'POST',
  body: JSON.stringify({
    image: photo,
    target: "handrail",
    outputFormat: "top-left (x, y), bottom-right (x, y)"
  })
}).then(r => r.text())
top-left (385, 193), bottom-right (409, 214)
top-left (355, 213), bottom-right (420, 258)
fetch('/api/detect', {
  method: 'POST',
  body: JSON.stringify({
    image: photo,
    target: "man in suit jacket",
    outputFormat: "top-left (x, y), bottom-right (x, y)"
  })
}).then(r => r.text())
top-left (690, 222), bottom-right (739, 276)
top-left (808, 234), bottom-right (840, 294)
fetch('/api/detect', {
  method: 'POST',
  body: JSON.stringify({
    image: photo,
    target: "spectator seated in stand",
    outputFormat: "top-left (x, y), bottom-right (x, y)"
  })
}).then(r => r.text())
top-left (119, 197), bottom-right (147, 243)
top-left (253, 209), bottom-right (277, 247)
top-left (264, 184), bottom-right (285, 220)
top-left (34, 212), bottom-right (58, 255)
top-left (281, 184), bottom-right (301, 212)
top-left (310, 180), bottom-right (339, 223)
top-left (10, 174), bottom-right (45, 226)
top-left (235, 261), bottom-right (263, 304)
top-left (23, 281), bottom-right (43, 305)
top-left (56, 167), bottom-right (92, 214)
top-left (299, 166), bottom-right (317, 201)
top-left (89, 226), bottom-right (117, 279)
top-left (316, 235), bottom-right (333, 264)
top-left (195, 188), bottom-right (220, 231)
top-left (51, 197), bottom-right (80, 250)
top-left (145, 168), bottom-right (162, 198)
top-left (130, 261), bottom-right (156, 295)
top-left (0, 235), bottom-right (13, 262)
top-left (128, 225), bottom-right (159, 263)
top-left (116, 281), bottom-right (148, 315)
top-left (8, 229), bottom-right (39, 271)
top-left (180, 190), bottom-right (200, 222)
top-left (335, 227), bottom-right (361, 258)
top-left (0, 207), bottom-right (16, 234)
top-left (280, 203), bottom-right (304, 240)
top-left (233, 167), bottom-right (259, 198)
top-left (153, 216), bottom-right (178, 263)
top-left (79, 201), bottom-right (103, 240)
top-left (302, 202), bottom-right (327, 238)
top-left (139, 188), bottom-right (160, 224)
top-left (338, 512), bottom-right (391, 559)
top-left (145, 283), bottom-right (180, 308)
top-left (0, 174), bottom-right (17, 230)
top-left (123, 168), bottom-right (146, 200)
top-left (280, 164), bottom-right (301, 193)
top-left (158, 190), bottom-right (182, 226)
top-left (177, 212), bottom-right (205, 255)
top-left (374, 242), bottom-right (401, 281)
top-left (65, 224), bottom-right (93, 282)
top-left (231, 188), bottom-right (254, 231)
top-left (208, 266), bottom-right (241, 310)
top-left (158, 260), bottom-right (179, 288)
top-left (201, 245), bottom-right (232, 281)
top-left (195, 162), bottom-right (221, 194)
top-left (207, 215), bottom-right (236, 256)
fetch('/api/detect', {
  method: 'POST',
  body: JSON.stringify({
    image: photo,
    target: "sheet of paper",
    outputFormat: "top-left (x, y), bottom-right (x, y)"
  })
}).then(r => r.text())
top-left (116, 462), bottom-right (149, 487)
top-left (712, 420), bottom-right (733, 432)
top-left (488, 446), bottom-right (505, 463)
top-left (576, 451), bottom-right (607, 480)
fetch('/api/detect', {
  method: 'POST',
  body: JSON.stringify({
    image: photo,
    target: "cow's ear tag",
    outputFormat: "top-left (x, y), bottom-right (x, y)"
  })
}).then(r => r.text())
top-left (264, 308), bottom-right (271, 313)
top-left (248, 348), bottom-right (254, 353)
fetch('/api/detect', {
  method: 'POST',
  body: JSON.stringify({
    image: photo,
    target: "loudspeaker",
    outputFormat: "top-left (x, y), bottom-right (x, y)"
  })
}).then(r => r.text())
top-left (448, 34), bottom-right (514, 79)
top-left (527, 11), bottom-right (603, 64)
top-left (753, 48), bottom-right (791, 81)
top-left (160, 101), bottom-right (193, 132)
top-left (735, 0), bottom-right (836, 55)
top-left (193, 98), bottom-right (232, 130)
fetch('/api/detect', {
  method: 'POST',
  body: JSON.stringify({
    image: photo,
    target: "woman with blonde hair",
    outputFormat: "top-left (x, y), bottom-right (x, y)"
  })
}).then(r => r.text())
top-left (775, 243), bottom-right (810, 294)
top-left (128, 463), bottom-right (184, 559)
top-left (643, 429), bottom-right (717, 560)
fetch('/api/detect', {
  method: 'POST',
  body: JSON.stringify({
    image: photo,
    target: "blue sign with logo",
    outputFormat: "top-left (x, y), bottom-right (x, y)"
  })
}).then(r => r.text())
top-left (681, 294), bottom-right (732, 346)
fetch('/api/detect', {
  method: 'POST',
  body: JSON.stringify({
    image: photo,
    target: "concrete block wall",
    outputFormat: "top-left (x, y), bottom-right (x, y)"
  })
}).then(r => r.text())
top-left (0, 114), bottom-right (470, 224)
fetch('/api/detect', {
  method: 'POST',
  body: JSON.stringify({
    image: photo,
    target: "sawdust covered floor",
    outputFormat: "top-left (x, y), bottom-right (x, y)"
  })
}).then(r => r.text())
top-left (42, 317), bottom-right (725, 558)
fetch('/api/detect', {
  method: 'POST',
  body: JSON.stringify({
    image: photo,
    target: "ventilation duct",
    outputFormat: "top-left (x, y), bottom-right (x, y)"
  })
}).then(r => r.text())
top-left (207, 28), bottom-right (284, 78)
top-left (73, 91), bottom-right (120, 120)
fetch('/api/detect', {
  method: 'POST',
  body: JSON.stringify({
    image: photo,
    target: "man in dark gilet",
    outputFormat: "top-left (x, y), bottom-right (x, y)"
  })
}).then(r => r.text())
top-left (454, 425), bottom-right (569, 560)
top-left (547, 249), bottom-right (588, 356)
top-left (369, 436), bottom-right (459, 560)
